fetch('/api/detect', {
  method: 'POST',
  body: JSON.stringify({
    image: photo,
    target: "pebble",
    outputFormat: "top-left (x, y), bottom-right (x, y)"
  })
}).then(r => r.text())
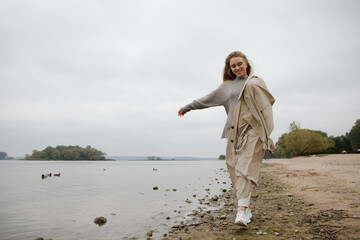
top-left (146, 230), bottom-right (154, 237)
top-left (93, 216), bottom-right (107, 226)
top-left (211, 196), bottom-right (219, 202)
top-left (274, 232), bottom-right (280, 236)
top-left (256, 231), bottom-right (263, 235)
top-left (211, 228), bottom-right (221, 231)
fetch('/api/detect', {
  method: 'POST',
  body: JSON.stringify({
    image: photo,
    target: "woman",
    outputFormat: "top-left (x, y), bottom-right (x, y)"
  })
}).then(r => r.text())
top-left (178, 51), bottom-right (275, 226)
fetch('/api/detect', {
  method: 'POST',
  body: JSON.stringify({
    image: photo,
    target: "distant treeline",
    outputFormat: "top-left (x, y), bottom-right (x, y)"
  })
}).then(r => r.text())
top-left (0, 152), bottom-right (14, 160)
top-left (25, 145), bottom-right (106, 160)
top-left (267, 119), bottom-right (360, 158)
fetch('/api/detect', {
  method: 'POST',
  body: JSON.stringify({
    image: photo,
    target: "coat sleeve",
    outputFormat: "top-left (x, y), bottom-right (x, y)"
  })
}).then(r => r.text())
top-left (247, 78), bottom-right (276, 151)
top-left (261, 103), bottom-right (275, 136)
top-left (252, 78), bottom-right (275, 135)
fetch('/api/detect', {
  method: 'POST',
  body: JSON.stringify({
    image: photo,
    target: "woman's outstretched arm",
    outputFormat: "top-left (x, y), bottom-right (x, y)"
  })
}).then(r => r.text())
top-left (178, 85), bottom-right (226, 117)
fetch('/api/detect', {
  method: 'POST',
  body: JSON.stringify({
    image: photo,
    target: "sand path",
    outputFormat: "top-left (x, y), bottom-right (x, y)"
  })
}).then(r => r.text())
top-left (264, 154), bottom-right (360, 215)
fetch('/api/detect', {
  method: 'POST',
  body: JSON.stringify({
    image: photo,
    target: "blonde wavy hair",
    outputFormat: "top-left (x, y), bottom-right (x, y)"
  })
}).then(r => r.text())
top-left (223, 51), bottom-right (252, 82)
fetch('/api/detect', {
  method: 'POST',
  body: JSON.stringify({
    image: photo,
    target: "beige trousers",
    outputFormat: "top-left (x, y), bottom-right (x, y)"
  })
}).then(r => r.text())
top-left (226, 128), bottom-right (265, 203)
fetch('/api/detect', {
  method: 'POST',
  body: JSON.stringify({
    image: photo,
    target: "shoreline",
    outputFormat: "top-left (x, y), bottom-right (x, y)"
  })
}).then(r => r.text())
top-left (162, 154), bottom-right (360, 240)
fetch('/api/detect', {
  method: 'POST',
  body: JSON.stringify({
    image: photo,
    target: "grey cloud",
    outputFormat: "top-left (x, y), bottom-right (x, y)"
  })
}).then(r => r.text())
top-left (1, 0), bottom-right (359, 157)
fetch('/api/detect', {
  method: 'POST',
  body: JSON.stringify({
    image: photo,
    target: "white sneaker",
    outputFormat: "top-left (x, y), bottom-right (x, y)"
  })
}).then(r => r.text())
top-left (246, 208), bottom-right (252, 223)
top-left (235, 210), bottom-right (249, 226)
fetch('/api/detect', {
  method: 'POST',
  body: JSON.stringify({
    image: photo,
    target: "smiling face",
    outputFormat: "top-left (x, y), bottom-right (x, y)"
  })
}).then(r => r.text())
top-left (230, 57), bottom-right (248, 78)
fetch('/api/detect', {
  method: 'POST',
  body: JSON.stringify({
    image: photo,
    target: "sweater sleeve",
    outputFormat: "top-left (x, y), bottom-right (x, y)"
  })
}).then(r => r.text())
top-left (181, 85), bottom-right (227, 114)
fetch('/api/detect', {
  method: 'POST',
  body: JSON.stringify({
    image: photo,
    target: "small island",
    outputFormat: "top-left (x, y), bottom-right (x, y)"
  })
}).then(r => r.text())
top-left (0, 152), bottom-right (15, 160)
top-left (25, 145), bottom-right (107, 161)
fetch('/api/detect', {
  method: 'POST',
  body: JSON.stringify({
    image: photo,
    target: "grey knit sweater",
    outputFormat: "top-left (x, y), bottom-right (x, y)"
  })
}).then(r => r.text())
top-left (181, 77), bottom-right (246, 138)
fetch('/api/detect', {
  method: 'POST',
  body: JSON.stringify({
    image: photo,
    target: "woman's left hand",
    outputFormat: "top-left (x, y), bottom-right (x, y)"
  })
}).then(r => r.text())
top-left (178, 109), bottom-right (185, 117)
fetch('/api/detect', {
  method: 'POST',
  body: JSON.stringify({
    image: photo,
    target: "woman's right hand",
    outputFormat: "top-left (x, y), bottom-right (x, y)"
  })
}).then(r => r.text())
top-left (178, 109), bottom-right (185, 117)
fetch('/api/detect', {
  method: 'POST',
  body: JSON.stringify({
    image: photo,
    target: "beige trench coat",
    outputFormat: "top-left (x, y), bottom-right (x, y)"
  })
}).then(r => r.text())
top-left (226, 72), bottom-right (275, 189)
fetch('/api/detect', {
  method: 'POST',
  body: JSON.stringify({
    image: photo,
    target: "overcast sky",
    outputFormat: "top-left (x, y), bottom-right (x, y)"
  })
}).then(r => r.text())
top-left (1, 0), bottom-right (359, 158)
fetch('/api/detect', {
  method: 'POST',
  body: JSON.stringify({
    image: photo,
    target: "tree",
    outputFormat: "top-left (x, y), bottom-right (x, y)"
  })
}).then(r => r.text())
top-left (62, 148), bottom-right (80, 160)
top-left (349, 119), bottom-right (360, 150)
top-left (274, 133), bottom-right (286, 157)
top-left (29, 150), bottom-right (46, 159)
top-left (327, 134), bottom-right (352, 154)
top-left (218, 155), bottom-right (226, 160)
top-left (275, 122), bottom-right (334, 158)
top-left (289, 121), bottom-right (301, 131)
top-left (147, 156), bottom-right (162, 160)
top-left (43, 146), bottom-right (60, 160)
top-left (0, 152), bottom-right (8, 160)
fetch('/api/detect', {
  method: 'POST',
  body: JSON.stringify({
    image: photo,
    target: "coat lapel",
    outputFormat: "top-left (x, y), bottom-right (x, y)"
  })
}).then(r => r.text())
top-left (238, 71), bottom-right (254, 100)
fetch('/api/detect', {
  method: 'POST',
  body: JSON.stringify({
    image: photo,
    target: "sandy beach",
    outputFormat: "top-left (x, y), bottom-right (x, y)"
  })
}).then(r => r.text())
top-left (164, 154), bottom-right (360, 240)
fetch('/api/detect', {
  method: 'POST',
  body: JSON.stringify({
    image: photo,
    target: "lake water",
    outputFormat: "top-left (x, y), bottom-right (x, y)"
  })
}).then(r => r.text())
top-left (0, 160), bottom-right (231, 240)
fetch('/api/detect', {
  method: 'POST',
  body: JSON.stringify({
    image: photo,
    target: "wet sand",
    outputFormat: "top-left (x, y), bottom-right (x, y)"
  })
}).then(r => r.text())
top-left (163, 154), bottom-right (360, 240)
